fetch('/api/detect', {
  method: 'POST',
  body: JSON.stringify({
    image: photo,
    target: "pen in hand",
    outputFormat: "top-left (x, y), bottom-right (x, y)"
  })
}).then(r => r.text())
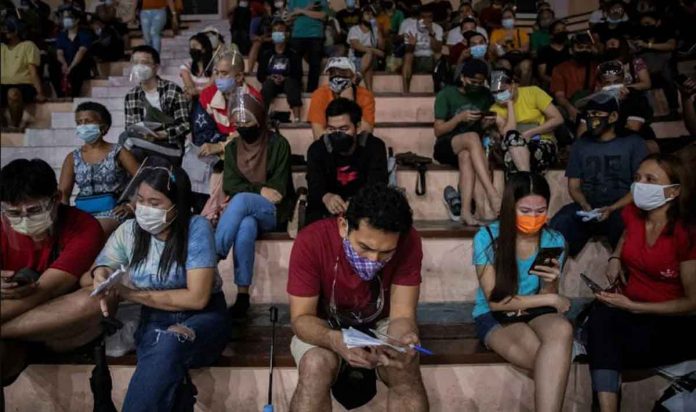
top-left (370, 329), bottom-right (434, 356)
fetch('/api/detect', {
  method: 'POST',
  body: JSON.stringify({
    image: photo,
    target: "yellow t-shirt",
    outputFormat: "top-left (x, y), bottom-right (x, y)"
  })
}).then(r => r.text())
top-left (490, 28), bottom-right (530, 50)
top-left (1, 41), bottom-right (40, 85)
top-left (491, 86), bottom-right (555, 141)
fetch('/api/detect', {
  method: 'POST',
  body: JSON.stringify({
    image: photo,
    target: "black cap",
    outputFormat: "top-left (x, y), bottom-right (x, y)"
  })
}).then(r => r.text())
top-left (461, 59), bottom-right (490, 78)
top-left (463, 30), bottom-right (485, 43)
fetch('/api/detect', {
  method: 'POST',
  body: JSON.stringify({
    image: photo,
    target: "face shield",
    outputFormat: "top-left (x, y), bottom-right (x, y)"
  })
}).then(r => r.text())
top-left (228, 88), bottom-right (259, 127)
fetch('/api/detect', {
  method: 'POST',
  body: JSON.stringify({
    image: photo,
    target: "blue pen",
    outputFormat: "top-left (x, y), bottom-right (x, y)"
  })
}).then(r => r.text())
top-left (370, 329), bottom-right (434, 356)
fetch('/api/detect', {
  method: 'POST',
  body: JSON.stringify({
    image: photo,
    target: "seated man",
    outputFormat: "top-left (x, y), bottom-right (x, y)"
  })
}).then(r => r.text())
top-left (1, 159), bottom-right (104, 386)
top-left (257, 18), bottom-right (303, 123)
top-left (306, 98), bottom-right (388, 224)
top-left (287, 183), bottom-right (428, 411)
top-left (307, 57), bottom-right (375, 139)
top-left (451, 30), bottom-right (490, 81)
top-left (550, 95), bottom-right (648, 256)
top-left (122, 45), bottom-right (191, 163)
top-left (398, 4), bottom-right (443, 93)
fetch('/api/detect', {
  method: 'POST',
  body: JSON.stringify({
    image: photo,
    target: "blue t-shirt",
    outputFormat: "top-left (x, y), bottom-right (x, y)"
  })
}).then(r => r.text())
top-left (56, 29), bottom-right (95, 64)
top-left (565, 133), bottom-right (648, 207)
top-left (96, 215), bottom-right (222, 292)
top-left (472, 222), bottom-right (566, 318)
top-left (288, 0), bottom-right (328, 38)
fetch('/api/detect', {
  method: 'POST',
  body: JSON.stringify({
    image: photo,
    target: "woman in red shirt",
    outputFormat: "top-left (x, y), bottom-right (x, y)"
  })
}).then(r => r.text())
top-left (586, 153), bottom-right (696, 412)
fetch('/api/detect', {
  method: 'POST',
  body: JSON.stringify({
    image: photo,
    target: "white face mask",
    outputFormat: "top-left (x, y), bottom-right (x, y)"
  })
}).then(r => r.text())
top-left (131, 64), bottom-right (154, 82)
top-left (631, 182), bottom-right (679, 211)
top-left (6, 208), bottom-right (54, 237)
top-left (135, 203), bottom-right (175, 235)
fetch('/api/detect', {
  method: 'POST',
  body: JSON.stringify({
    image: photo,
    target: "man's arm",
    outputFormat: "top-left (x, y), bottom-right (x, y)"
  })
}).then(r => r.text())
top-left (290, 294), bottom-right (338, 349)
top-left (386, 284), bottom-right (419, 340)
top-left (164, 86), bottom-right (192, 144)
top-left (1, 269), bottom-right (77, 324)
top-left (568, 177), bottom-right (592, 211)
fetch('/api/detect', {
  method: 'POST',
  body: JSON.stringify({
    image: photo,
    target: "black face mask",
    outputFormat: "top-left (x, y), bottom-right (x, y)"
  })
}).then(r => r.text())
top-left (552, 32), bottom-right (568, 44)
top-left (604, 47), bottom-right (622, 60)
top-left (237, 126), bottom-right (261, 143)
top-left (586, 115), bottom-right (612, 136)
top-left (327, 131), bottom-right (355, 153)
top-left (190, 49), bottom-right (203, 61)
top-left (574, 51), bottom-right (593, 63)
top-left (464, 83), bottom-right (487, 94)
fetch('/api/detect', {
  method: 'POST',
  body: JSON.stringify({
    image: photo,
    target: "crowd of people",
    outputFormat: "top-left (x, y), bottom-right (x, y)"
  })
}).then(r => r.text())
top-left (1, 0), bottom-right (696, 411)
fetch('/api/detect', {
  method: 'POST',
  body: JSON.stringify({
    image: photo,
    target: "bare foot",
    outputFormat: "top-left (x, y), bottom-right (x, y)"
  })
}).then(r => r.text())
top-left (489, 193), bottom-right (502, 216)
top-left (460, 213), bottom-right (482, 226)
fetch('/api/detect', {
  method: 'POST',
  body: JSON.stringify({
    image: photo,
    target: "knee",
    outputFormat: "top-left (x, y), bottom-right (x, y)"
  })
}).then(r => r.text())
top-left (518, 59), bottom-right (532, 72)
top-left (298, 349), bottom-right (338, 383)
top-left (7, 88), bottom-right (23, 104)
top-left (236, 217), bottom-right (258, 241)
top-left (457, 149), bottom-right (471, 163)
top-left (542, 316), bottom-right (574, 344)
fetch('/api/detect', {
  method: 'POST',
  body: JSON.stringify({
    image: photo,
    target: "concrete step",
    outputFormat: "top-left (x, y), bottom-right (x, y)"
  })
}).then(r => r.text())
top-left (4, 362), bottom-right (668, 411)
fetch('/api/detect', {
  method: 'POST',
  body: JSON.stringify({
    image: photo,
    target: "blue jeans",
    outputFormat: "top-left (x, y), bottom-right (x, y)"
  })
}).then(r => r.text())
top-left (139, 9), bottom-right (167, 52)
top-left (122, 293), bottom-right (228, 412)
top-left (549, 202), bottom-right (624, 256)
top-left (215, 193), bottom-right (277, 286)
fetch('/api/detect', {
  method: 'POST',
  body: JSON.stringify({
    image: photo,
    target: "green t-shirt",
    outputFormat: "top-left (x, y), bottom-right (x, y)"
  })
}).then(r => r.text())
top-left (530, 30), bottom-right (551, 54)
top-left (390, 10), bottom-right (405, 34)
top-left (434, 85), bottom-right (495, 135)
top-left (289, 0), bottom-right (329, 38)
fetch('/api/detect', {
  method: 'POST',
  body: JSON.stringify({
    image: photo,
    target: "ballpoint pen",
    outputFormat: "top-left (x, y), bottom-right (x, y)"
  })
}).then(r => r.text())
top-left (370, 329), bottom-right (434, 356)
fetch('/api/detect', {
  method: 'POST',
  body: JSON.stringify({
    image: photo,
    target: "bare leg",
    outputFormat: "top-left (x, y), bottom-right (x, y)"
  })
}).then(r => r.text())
top-left (402, 52), bottom-right (414, 93)
top-left (290, 347), bottom-right (339, 412)
top-left (597, 392), bottom-right (619, 412)
top-left (237, 286), bottom-right (250, 294)
top-left (451, 132), bottom-right (501, 213)
top-left (247, 39), bottom-right (262, 73)
top-left (291, 106), bottom-right (302, 122)
top-left (379, 356), bottom-right (429, 411)
top-left (508, 146), bottom-right (531, 172)
top-left (456, 150), bottom-right (480, 226)
top-left (0, 288), bottom-right (102, 344)
top-left (362, 52), bottom-right (374, 91)
top-left (528, 314), bottom-right (574, 412)
top-left (486, 322), bottom-right (540, 371)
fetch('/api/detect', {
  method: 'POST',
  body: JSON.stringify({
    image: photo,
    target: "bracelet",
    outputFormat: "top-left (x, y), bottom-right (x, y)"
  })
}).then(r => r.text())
top-left (608, 256), bottom-right (621, 262)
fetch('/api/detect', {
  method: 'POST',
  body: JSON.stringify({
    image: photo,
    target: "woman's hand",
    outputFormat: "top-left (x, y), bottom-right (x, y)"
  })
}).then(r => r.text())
top-left (529, 258), bottom-right (561, 283)
top-left (595, 291), bottom-right (636, 311)
top-left (113, 203), bottom-right (134, 220)
top-left (92, 266), bottom-right (115, 316)
top-left (199, 142), bottom-right (223, 157)
top-left (605, 258), bottom-right (626, 286)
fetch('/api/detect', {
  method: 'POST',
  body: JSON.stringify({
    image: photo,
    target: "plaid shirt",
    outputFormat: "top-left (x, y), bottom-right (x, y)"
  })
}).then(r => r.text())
top-left (124, 77), bottom-right (190, 145)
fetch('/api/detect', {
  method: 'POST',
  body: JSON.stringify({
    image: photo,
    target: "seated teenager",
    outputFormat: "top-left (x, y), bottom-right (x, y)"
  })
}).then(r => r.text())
top-left (602, 35), bottom-right (651, 93)
top-left (536, 20), bottom-right (570, 91)
top-left (92, 159), bottom-right (227, 412)
top-left (307, 57), bottom-right (376, 139)
top-left (550, 33), bottom-right (599, 124)
top-left (58, 101), bottom-right (141, 237)
top-left (347, 6), bottom-right (385, 91)
top-left (1, 159), bottom-right (104, 385)
top-left (52, 7), bottom-right (94, 97)
top-left (473, 172), bottom-right (572, 412)
top-left (433, 60), bottom-right (501, 225)
top-left (489, 7), bottom-right (532, 85)
top-left (257, 18), bottom-right (303, 123)
top-left (122, 45), bottom-right (191, 163)
top-left (398, 4), bottom-right (444, 93)
top-left (550, 94), bottom-right (648, 257)
top-left (529, 7), bottom-right (555, 56)
top-left (451, 30), bottom-right (490, 76)
top-left (215, 92), bottom-right (294, 318)
top-left (89, 16), bottom-right (126, 62)
top-left (306, 98), bottom-right (388, 224)
top-left (179, 33), bottom-right (215, 100)
top-left (287, 183), bottom-right (428, 411)
top-left (490, 70), bottom-right (564, 177)
top-left (591, 1), bottom-right (630, 43)
top-left (586, 154), bottom-right (696, 412)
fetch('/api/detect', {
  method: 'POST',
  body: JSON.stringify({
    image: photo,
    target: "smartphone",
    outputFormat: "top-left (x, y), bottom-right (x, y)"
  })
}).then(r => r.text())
top-left (580, 273), bottom-right (604, 293)
top-left (12, 267), bottom-right (41, 286)
top-left (531, 247), bottom-right (564, 270)
top-left (484, 111), bottom-right (497, 118)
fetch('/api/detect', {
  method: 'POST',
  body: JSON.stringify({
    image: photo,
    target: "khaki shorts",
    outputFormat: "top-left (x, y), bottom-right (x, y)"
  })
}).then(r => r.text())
top-left (290, 318), bottom-right (391, 367)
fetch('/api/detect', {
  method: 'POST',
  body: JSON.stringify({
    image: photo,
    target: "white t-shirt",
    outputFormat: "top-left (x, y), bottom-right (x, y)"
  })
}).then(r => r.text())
top-left (398, 18), bottom-right (443, 58)
top-left (347, 25), bottom-right (379, 59)
top-left (180, 61), bottom-right (212, 93)
top-left (446, 26), bottom-right (488, 45)
top-left (144, 89), bottom-right (162, 110)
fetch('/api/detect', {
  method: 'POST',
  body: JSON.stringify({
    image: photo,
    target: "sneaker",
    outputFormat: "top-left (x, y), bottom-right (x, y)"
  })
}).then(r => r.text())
top-left (443, 185), bottom-right (461, 222)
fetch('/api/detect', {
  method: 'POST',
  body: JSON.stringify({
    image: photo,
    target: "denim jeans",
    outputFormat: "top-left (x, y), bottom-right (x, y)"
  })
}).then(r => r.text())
top-left (549, 202), bottom-right (624, 256)
top-left (289, 37), bottom-right (324, 92)
top-left (122, 293), bottom-right (228, 412)
top-left (140, 9), bottom-right (167, 53)
top-left (215, 193), bottom-right (277, 286)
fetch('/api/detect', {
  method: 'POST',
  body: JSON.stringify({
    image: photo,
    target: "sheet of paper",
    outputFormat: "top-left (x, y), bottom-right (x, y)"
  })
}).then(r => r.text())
top-left (90, 266), bottom-right (127, 297)
top-left (127, 121), bottom-right (161, 138)
top-left (181, 144), bottom-right (218, 194)
top-left (342, 327), bottom-right (406, 353)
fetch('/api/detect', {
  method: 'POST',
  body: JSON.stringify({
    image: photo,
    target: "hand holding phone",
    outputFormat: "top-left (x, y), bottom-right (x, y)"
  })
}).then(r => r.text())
top-left (580, 273), bottom-right (605, 293)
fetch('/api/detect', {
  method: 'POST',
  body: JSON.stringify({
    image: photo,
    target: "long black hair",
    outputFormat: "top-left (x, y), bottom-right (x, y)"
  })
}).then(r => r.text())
top-left (189, 33), bottom-right (214, 78)
top-left (129, 158), bottom-right (193, 279)
top-left (489, 172), bottom-right (551, 303)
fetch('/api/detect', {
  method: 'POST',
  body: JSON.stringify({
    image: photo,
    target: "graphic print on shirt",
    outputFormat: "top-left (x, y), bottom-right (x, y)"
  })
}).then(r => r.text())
top-left (336, 165), bottom-right (359, 186)
top-left (584, 154), bottom-right (623, 197)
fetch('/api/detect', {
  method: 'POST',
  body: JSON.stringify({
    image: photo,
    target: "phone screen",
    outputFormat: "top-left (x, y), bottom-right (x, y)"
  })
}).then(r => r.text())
top-left (531, 247), bottom-right (563, 270)
top-left (580, 273), bottom-right (604, 293)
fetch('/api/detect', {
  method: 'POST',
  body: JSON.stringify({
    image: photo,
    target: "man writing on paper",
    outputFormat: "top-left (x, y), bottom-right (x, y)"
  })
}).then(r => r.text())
top-left (287, 183), bottom-right (429, 411)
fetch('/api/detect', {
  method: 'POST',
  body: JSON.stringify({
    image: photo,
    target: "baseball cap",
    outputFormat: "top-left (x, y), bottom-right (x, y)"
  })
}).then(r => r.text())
top-left (324, 57), bottom-right (356, 74)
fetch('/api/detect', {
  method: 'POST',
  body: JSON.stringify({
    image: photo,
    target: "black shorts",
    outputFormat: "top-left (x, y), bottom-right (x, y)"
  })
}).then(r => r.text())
top-left (433, 134), bottom-right (458, 167)
top-left (0, 84), bottom-right (37, 106)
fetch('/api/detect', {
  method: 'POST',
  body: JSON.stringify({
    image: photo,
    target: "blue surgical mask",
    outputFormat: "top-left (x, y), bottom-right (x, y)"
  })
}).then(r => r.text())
top-left (271, 31), bottom-right (285, 44)
top-left (607, 17), bottom-right (623, 24)
top-left (63, 17), bottom-right (74, 29)
top-left (215, 77), bottom-right (236, 93)
top-left (76, 124), bottom-right (102, 143)
top-left (470, 44), bottom-right (487, 59)
top-left (495, 89), bottom-right (512, 103)
top-left (502, 18), bottom-right (515, 29)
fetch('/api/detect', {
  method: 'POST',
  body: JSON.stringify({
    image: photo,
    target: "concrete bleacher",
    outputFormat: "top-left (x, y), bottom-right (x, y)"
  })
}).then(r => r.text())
top-left (1, 10), bottom-right (692, 411)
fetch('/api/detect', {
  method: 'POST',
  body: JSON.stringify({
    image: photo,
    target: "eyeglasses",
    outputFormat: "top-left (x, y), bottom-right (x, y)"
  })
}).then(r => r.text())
top-left (327, 256), bottom-right (385, 329)
top-left (1, 199), bottom-right (52, 220)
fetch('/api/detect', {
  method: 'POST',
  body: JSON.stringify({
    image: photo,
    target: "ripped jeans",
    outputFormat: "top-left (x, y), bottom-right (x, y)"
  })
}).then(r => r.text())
top-left (122, 293), bottom-right (228, 412)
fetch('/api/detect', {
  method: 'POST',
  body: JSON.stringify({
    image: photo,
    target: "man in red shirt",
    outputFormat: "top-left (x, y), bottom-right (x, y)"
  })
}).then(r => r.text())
top-left (1, 159), bottom-right (105, 385)
top-left (287, 183), bottom-right (428, 411)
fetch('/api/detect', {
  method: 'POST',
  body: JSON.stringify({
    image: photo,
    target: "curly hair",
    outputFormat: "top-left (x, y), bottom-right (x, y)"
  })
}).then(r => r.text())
top-left (345, 183), bottom-right (413, 235)
top-left (75, 101), bottom-right (112, 134)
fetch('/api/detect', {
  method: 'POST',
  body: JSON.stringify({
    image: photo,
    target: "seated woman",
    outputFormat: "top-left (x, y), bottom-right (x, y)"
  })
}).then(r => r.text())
top-left (473, 172), bottom-right (573, 412)
top-left (58, 101), bottom-right (140, 237)
top-left (180, 33), bottom-right (215, 100)
top-left (586, 154), bottom-right (696, 412)
top-left (215, 92), bottom-right (294, 318)
top-left (52, 7), bottom-right (94, 97)
top-left (347, 6), bottom-right (385, 91)
top-left (490, 70), bottom-right (563, 178)
top-left (489, 7), bottom-right (532, 86)
top-left (92, 158), bottom-right (228, 411)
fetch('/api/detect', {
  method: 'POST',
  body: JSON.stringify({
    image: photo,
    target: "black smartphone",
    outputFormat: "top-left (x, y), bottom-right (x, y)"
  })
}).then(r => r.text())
top-left (531, 247), bottom-right (564, 270)
top-left (580, 273), bottom-right (604, 293)
top-left (12, 267), bottom-right (41, 286)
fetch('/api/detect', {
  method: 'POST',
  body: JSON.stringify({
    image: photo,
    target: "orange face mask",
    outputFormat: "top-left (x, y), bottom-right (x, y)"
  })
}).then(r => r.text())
top-left (516, 214), bottom-right (547, 235)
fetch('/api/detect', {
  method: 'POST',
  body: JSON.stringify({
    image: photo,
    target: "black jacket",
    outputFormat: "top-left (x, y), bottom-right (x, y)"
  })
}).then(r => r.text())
top-left (257, 46), bottom-right (303, 84)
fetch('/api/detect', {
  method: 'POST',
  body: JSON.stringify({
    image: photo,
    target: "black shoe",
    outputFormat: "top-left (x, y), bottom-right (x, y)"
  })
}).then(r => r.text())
top-left (228, 293), bottom-right (250, 319)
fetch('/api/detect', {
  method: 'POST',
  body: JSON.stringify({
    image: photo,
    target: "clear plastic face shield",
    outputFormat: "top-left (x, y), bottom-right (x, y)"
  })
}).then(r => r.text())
top-left (228, 88), bottom-right (259, 128)
top-left (117, 158), bottom-right (177, 206)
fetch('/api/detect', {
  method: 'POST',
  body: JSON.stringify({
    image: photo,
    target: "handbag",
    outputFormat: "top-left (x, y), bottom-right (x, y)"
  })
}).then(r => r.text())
top-left (491, 306), bottom-right (557, 324)
top-left (395, 152), bottom-right (432, 196)
top-left (75, 193), bottom-right (118, 214)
